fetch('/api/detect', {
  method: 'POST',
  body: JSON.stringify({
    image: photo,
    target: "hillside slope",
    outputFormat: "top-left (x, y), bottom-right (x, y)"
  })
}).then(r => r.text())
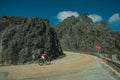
top-left (54, 14), bottom-right (120, 60)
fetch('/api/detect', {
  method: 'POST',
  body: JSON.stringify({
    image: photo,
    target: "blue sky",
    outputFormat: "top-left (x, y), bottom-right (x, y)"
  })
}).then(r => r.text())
top-left (0, 0), bottom-right (120, 31)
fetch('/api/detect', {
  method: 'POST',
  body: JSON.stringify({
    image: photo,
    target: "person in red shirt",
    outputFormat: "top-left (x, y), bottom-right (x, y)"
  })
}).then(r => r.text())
top-left (41, 52), bottom-right (48, 64)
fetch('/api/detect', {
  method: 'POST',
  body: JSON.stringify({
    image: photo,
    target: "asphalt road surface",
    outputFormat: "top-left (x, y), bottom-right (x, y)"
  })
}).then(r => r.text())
top-left (0, 51), bottom-right (120, 80)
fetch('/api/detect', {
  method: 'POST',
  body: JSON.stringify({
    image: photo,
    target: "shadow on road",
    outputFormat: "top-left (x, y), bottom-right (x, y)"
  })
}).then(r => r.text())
top-left (0, 72), bottom-right (8, 80)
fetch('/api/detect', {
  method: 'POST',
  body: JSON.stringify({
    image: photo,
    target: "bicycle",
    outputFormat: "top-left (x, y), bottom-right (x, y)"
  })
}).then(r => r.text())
top-left (38, 56), bottom-right (51, 66)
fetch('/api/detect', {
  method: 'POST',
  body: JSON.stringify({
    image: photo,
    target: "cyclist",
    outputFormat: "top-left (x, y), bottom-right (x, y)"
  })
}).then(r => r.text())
top-left (41, 51), bottom-right (48, 64)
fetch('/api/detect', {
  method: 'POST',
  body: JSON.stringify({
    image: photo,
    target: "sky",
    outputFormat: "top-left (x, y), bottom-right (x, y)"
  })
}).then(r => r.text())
top-left (0, 0), bottom-right (120, 31)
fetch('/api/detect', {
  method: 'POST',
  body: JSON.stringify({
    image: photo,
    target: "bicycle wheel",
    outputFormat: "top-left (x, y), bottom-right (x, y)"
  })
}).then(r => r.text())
top-left (46, 57), bottom-right (51, 65)
top-left (38, 58), bottom-right (43, 66)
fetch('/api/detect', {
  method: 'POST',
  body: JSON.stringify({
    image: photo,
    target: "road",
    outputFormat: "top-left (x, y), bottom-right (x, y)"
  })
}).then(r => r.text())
top-left (0, 51), bottom-right (120, 80)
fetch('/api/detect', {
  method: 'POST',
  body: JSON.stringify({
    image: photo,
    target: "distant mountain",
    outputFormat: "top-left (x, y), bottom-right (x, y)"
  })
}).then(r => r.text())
top-left (0, 16), bottom-right (64, 65)
top-left (54, 14), bottom-right (120, 60)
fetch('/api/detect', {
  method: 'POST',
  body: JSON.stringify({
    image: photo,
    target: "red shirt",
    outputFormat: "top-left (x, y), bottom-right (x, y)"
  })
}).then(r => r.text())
top-left (41, 53), bottom-right (47, 57)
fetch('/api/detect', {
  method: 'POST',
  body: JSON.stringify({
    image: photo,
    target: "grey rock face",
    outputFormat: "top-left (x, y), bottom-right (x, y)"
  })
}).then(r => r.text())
top-left (54, 14), bottom-right (120, 59)
top-left (0, 16), bottom-right (63, 65)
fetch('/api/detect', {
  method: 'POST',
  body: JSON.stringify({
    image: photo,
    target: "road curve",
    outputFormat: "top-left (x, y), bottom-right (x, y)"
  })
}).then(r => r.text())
top-left (0, 51), bottom-right (120, 80)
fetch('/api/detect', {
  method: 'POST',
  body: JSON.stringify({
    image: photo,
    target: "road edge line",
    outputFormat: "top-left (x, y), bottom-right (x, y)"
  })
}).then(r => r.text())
top-left (99, 58), bottom-right (120, 78)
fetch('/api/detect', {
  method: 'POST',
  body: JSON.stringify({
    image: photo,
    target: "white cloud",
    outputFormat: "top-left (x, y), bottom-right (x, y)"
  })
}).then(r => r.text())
top-left (57, 11), bottom-right (79, 21)
top-left (88, 14), bottom-right (103, 23)
top-left (108, 13), bottom-right (120, 26)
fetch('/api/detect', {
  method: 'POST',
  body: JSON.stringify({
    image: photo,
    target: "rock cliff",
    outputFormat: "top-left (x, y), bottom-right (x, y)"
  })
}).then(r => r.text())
top-left (54, 14), bottom-right (120, 60)
top-left (0, 16), bottom-right (64, 65)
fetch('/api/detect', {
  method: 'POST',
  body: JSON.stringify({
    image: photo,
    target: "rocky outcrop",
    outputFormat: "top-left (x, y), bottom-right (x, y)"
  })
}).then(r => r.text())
top-left (54, 14), bottom-right (120, 59)
top-left (0, 16), bottom-right (64, 65)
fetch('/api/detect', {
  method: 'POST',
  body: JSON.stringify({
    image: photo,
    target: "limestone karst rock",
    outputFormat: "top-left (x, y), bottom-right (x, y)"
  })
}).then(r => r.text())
top-left (0, 16), bottom-right (64, 65)
top-left (54, 14), bottom-right (120, 60)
